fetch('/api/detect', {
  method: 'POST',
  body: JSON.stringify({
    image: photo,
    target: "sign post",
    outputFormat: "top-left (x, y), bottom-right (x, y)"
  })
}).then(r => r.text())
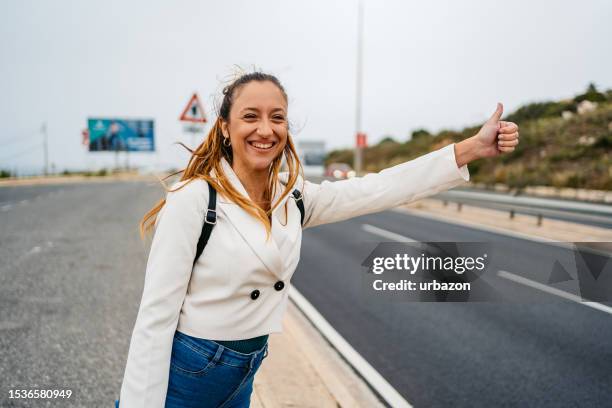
top-left (356, 132), bottom-right (367, 148)
top-left (81, 128), bottom-right (90, 147)
top-left (356, 132), bottom-right (367, 174)
top-left (179, 93), bottom-right (207, 148)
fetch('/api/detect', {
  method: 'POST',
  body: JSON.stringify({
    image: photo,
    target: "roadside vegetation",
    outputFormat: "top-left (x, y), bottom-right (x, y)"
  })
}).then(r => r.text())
top-left (326, 83), bottom-right (612, 191)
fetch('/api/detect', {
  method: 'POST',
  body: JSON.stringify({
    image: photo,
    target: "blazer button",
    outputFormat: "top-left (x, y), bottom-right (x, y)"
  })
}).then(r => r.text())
top-left (274, 281), bottom-right (285, 291)
top-left (250, 289), bottom-right (260, 300)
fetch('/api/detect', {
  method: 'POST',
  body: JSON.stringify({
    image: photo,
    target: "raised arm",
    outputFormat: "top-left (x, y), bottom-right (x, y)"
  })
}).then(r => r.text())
top-left (301, 143), bottom-right (469, 229)
top-left (119, 179), bottom-right (208, 407)
top-left (301, 103), bottom-right (519, 229)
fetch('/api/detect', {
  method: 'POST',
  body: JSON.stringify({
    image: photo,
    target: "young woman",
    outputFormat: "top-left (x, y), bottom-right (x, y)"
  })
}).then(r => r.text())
top-left (116, 72), bottom-right (519, 407)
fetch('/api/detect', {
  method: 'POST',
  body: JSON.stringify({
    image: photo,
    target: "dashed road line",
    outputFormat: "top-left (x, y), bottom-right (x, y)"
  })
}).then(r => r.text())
top-left (497, 270), bottom-right (612, 316)
top-left (361, 223), bottom-right (418, 242)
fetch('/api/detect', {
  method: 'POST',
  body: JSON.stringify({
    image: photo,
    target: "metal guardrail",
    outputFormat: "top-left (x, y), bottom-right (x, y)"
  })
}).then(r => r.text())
top-left (437, 190), bottom-right (612, 229)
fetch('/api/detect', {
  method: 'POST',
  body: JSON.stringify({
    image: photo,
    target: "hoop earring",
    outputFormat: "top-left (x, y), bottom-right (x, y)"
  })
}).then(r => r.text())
top-left (223, 137), bottom-right (231, 147)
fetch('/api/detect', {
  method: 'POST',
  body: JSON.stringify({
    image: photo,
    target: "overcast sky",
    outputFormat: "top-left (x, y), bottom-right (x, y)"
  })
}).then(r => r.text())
top-left (1, 0), bottom-right (611, 174)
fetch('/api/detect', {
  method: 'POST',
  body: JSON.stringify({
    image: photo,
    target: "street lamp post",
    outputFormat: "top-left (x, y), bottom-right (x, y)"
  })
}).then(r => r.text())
top-left (42, 122), bottom-right (48, 176)
top-left (354, 0), bottom-right (364, 175)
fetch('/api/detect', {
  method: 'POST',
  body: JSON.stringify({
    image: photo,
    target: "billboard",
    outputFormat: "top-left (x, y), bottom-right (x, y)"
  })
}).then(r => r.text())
top-left (297, 140), bottom-right (326, 166)
top-left (297, 140), bottom-right (326, 177)
top-left (88, 118), bottom-right (155, 152)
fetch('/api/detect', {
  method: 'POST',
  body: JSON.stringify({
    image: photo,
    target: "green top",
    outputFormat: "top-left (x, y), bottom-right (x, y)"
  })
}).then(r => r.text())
top-left (214, 334), bottom-right (269, 354)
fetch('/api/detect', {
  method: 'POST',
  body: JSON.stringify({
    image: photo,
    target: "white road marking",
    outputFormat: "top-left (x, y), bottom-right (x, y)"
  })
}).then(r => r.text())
top-left (391, 207), bottom-right (612, 257)
top-left (289, 287), bottom-right (413, 408)
top-left (361, 223), bottom-right (418, 242)
top-left (497, 270), bottom-right (612, 316)
top-left (20, 199), bottom-right (29, 205)
top-left (25, 246), bottom-right (42, 256)
top-left (1, 204), bottom-right (11, 211)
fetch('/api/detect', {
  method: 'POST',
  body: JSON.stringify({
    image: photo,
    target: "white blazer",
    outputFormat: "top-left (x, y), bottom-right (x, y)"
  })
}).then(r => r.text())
top-left (119, 143), bottom-right (470, 407)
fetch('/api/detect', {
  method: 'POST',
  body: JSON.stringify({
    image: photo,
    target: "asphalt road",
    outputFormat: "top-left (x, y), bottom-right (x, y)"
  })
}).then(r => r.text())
top-left (0, 181), bottom-right (162, 407)
top-left (0, 181), bottom-right (610, 407)
top-left (294, 211), bottom-right (612, 407)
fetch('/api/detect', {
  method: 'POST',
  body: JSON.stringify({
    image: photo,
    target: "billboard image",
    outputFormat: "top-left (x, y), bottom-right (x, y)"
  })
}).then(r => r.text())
top-left (88, 118), bottom-right (155, 152)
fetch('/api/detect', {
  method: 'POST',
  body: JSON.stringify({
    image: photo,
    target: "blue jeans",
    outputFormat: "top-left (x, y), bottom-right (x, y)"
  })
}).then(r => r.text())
top-left (115, 330), bottom-right (269, 408)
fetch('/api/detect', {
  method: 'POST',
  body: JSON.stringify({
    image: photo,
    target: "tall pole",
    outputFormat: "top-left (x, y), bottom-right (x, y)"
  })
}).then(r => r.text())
top-left (354, 0), bottom-right (364, 175)
top-left (42, 122), bottom-right (48, 176)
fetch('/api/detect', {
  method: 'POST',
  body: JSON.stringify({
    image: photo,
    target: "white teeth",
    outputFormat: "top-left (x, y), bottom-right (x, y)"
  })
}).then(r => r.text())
top-left (251, 142), bottom-right (274, 149)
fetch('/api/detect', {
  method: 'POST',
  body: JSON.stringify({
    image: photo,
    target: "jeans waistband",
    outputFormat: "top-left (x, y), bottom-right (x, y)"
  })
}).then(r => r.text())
top-left (174, 331), bottom-right (268, 369)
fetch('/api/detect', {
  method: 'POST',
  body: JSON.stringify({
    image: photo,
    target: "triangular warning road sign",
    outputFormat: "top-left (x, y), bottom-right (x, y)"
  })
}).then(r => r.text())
top-left (179, 93), bottom-right (207, 123)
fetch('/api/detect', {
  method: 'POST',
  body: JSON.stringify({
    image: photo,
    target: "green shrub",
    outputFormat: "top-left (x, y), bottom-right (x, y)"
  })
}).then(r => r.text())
top-left (410, 129), bottom-right (431, 140)
top-left (574, 83), bottom-right (607, 103)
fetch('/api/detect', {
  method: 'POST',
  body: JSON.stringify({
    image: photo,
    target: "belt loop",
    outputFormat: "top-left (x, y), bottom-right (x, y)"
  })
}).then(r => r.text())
top-left (213, 343), bottom-right (224, 363)
top-left (249, 353), bottom-right (256, 370)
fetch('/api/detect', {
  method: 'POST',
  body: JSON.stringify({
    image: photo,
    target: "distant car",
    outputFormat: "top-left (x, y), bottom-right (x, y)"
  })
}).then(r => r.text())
top-left (325, 163), bottom-right (356, 179)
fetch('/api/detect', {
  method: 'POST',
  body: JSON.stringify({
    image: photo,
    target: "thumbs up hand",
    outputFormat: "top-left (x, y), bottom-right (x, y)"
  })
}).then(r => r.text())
top-left (453, 102), bottom-right (520, 167)
top-left (474, 102), bottom-right (520, 158)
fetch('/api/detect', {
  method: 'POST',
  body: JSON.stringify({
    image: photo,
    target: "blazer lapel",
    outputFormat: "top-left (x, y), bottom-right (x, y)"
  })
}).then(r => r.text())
top-left (269, 191), bottom-right (301, 276)
top-left (215, 158), bottom-right (284, 278)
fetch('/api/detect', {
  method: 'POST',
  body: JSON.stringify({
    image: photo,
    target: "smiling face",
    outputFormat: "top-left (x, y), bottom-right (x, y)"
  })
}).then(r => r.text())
top-left (221, 80), bottom-right (288, 174)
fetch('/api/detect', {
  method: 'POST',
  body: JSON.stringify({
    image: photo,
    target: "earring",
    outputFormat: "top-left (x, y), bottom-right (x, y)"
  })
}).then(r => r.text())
top-left (223, 137), bottom-right (231, 147)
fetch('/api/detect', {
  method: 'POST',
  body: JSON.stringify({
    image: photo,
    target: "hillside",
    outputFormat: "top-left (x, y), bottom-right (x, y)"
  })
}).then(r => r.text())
top-left (326, 85), bottom-right (612, 191)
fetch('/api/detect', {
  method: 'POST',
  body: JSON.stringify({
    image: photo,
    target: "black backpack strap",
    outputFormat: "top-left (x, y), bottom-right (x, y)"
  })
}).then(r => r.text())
top-left (193, 183), bottom-right (217, 266)
top-left (291, 189), bottom-right (305, 226)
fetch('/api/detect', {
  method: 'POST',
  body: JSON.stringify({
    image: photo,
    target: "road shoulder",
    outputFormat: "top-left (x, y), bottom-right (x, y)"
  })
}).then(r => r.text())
top-left (251, 300), bottom-right (386, 408)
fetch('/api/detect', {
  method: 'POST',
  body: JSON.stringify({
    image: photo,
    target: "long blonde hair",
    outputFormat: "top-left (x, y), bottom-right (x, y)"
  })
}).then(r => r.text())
top-left (140, 72), bottom-right (302, 241)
